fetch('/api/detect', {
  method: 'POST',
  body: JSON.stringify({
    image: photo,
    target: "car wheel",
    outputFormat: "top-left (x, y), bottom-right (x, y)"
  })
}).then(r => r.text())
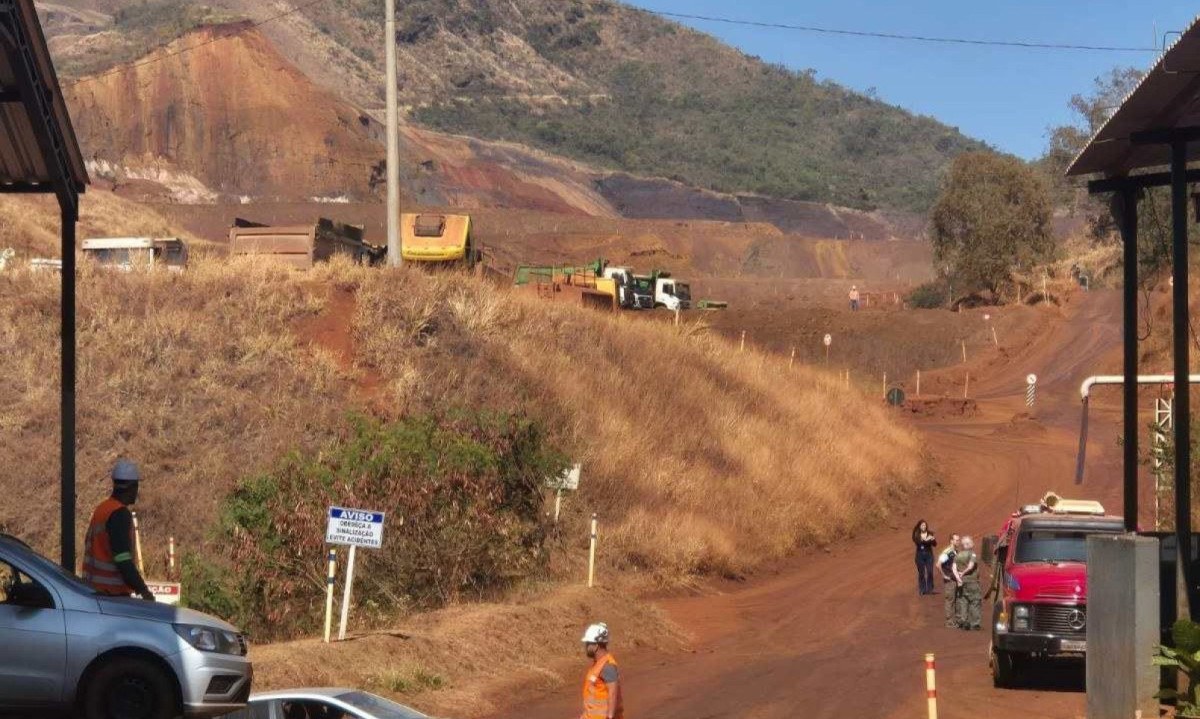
top-left (991, 648), bottom-right (1020, 689)
top-left (82, 656), bottom-right (177, 719)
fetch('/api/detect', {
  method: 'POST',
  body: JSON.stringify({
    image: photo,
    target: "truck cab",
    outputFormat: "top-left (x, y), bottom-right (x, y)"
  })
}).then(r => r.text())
top-left (654, 277), bottom-right (691, 311)
top-left (987, 494), bottom-right (1123, 687)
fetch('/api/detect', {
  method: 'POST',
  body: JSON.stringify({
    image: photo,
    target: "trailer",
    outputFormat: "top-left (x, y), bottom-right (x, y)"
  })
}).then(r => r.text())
top-left (228, 218), bottom-right (381, 269)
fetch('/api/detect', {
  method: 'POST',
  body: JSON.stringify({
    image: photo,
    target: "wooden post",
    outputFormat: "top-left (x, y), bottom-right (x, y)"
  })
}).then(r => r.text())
top-left (961, 340), bottom-right (967, 364)
top-left (132, 511), bottom-right (145, 575)
top-left (916, 370), bottom-right (921, 397)
top-left (338, 544), bottom-right (357, 641)
top-left (991, 326), bottom-right (999, 347)
top-left (789, 346), bottom-right (796, 368)
top-left (740, 330), bottom-right (746, 352)
top-left (964, 373), bottom-right (970, 399)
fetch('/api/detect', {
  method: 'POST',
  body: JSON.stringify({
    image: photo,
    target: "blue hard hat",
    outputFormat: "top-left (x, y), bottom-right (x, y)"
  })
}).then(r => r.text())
top-left (111, 459), bottom-right (141, 482)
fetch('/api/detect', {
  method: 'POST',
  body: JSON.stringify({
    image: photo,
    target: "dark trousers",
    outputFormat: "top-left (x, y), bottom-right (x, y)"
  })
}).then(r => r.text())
top-left (915, 551), bottom-right (935, 594)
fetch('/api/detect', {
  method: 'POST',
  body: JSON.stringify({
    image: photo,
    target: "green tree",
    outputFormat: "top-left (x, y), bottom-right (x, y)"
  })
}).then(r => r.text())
top-left (930, 152), bottom-right (1056, 296)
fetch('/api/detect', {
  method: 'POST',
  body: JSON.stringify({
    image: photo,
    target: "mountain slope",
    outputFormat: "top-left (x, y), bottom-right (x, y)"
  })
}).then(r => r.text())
top-left (42, 0), bottom-right (987, 213)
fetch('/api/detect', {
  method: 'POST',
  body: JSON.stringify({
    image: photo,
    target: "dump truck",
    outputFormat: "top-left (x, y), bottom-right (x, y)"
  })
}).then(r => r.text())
top-left (82, 237), bottom-right (189, 272)
top-left (400, 212), bottom-right (480, 268)
top-left (228, 218), bottom-right (380, 269)
top-left (634, 271), bottom-right (691, 311)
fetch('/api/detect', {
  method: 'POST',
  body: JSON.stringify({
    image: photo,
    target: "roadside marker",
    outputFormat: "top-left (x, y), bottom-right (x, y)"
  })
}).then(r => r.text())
top-left (587, 513), bottom-right (598, 588)
top-left (740, 330), bottom-right (746, 352)
top-left (1026, 374), bottom-right (1038, 408)
top-left (964, 373), bottom-right (970, 399)
top-left (323, 548), bottom-right (336, 643)
top-left (916, 370), bottom-right (921, 397)
top-left (925, 653), bottom-right (938, 719)
top-left (168, 535), bottom-right (176, 579)
top-left (789, 346), bottom-right (796, 368)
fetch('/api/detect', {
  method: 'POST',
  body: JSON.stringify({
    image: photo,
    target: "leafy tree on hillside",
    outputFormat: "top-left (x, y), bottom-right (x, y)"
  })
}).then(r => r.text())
top-left (930, 152), bottom-right (1055, 296)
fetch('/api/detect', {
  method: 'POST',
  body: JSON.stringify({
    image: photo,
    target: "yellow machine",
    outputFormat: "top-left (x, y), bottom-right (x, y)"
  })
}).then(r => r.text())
top-left (400, 213), bottom-right (478, 266)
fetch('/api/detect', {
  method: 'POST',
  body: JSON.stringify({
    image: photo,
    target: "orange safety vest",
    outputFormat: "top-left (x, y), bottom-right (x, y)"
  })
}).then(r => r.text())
top-left (582, 653), bottom-right (624, 719)
top-left (82, 497), bottom-right (136, 596)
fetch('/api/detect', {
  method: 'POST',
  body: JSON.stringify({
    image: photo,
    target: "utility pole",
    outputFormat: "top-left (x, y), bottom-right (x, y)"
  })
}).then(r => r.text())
top-left (385, 0), bottom-right (401, 267)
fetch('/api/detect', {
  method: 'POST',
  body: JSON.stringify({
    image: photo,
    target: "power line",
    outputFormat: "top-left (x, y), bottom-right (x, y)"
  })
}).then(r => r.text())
top-left (650, 10), bottom-right (1160, 53)
top-left (68, 0), bottom-right (329, 89)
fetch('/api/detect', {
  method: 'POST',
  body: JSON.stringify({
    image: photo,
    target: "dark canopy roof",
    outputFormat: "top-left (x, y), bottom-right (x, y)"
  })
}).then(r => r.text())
top-left (0, 0), bottom-right (88, 204)
top-left (1068, 14), bottom-right (1200, 178)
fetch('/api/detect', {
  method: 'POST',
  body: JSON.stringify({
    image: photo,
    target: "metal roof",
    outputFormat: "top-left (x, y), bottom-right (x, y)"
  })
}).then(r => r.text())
top-left (0, 0), bottom-right (87, 198)
top-left (1068, 14), bottom-right (1200, 177)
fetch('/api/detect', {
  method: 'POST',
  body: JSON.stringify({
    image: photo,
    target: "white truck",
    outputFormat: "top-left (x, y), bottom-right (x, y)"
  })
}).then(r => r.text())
top-left (654, 276), bottom-right (691, 311)
top-left (602, 266), bottom-right (652, 309)
top-left (82, 237), bottom-right (189, 272)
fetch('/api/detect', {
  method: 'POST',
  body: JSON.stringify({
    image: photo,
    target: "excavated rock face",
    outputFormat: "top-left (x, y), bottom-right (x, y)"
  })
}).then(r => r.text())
top-left (67, 24), bottom-right (384, 201)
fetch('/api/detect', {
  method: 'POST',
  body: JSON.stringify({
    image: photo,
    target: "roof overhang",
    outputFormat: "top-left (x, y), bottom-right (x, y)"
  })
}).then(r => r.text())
top-left (0, 0), bottom-right (88, 212)
top-left (1068, 14), bottom-right (1200, 178)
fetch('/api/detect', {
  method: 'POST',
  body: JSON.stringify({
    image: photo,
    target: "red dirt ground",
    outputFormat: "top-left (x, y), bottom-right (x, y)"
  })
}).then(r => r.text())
top-left (490, 289), bottom-right (1135, 719)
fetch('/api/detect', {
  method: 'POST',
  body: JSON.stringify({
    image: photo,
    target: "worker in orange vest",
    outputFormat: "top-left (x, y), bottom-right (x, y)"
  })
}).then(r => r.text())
top-left (82, 459), bottom-right (155, 601)
top-left (580, 623), bottom-right (624, 719)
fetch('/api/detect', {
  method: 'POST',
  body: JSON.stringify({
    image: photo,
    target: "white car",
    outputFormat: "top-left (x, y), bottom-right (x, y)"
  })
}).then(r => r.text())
top-left (226, 688), bottom-right (432, 719)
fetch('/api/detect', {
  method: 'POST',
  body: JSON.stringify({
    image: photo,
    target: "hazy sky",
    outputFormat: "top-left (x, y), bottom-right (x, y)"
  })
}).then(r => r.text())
top-left (627, 1), bottom-right (1197, 159)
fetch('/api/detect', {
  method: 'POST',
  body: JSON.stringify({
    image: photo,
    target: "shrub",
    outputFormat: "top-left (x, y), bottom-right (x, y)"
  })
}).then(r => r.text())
top-left (907, 280), bottom-right (949, 309)
top-left (207, 411), bottom-right (567, 640)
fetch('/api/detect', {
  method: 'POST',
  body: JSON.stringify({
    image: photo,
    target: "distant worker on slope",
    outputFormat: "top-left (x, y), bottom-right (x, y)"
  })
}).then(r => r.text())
top-left (580, 622), bottom-right (624, 719)
top-left (953, 536), bottom-right (982, 630)
top-left (849, 285), bottom-right (861, 311)
top-left (82, 459), bottom-right (155, 601)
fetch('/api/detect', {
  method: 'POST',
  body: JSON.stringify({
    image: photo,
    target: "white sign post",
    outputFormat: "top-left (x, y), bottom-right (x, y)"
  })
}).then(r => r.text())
top-left (548, 464), bottom-right (582, 523)
top-left (823, 333), bottom-right (832, 365)
top-left (326, 506), bottom-right (385, 641)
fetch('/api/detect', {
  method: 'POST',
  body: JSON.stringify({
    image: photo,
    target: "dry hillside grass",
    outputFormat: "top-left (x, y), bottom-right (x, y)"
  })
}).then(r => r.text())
top-left (2, 192), bottom-right (926, 581)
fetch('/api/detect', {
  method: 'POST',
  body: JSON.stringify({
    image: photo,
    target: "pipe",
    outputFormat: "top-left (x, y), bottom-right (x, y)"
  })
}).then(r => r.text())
top-left (1079, 374), bottom-right (1200, 399)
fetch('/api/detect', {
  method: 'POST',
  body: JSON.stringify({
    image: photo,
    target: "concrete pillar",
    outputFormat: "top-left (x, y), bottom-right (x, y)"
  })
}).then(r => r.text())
top-left (1087, 534), bottom-right (1160, 719)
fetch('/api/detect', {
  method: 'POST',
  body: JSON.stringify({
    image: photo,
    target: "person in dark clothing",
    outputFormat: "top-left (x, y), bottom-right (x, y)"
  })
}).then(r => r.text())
top-left (912, 519), bottom-right (937, 595)
top-left (81, 459), bottom-right (155, 601)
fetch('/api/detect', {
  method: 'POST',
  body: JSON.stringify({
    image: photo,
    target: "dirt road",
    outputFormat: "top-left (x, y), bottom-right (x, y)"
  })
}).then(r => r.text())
top-left (497, 290), bottom-right (1128, 719)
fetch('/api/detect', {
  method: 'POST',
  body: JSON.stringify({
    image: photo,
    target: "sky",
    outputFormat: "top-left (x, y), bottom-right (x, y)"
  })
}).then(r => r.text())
top-left (626, 1), bottom-right (1198, 159)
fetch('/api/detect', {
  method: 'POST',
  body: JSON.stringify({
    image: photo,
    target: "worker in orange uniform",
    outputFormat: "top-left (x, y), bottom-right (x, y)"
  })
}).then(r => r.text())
top-left (580, 623), bottom-right (624, 719)
top-left (82, 459), bottom-right (155, 600)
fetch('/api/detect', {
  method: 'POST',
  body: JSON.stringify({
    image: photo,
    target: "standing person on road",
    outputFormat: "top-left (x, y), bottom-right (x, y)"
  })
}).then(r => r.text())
top-left (580, 622), bottom-right (624, 719)
top-left (937, 534), bottom-right (962, 626)
top-left (82, 459), bottom-right (155, 601)
top-left (953, 536), bottom-right (982, 630)
top-left (912, 520), bottom-right (937, 595)
top-left (849, 285), bottom-right (861, 311)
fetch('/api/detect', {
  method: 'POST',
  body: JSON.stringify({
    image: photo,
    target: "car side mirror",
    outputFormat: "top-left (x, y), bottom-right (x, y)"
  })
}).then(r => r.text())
top-left (10, 581), bottom-right (54, 609)
top-left (982, 534), bottom-right (999, 566)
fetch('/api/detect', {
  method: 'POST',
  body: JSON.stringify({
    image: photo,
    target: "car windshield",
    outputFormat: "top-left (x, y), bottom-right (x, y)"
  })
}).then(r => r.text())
top-left (336, 691), bottom-right (430, 719)
top-left (3, 539), bottom-right (96, 594)
top-left (1013, 530), bottom-right (1097, 564)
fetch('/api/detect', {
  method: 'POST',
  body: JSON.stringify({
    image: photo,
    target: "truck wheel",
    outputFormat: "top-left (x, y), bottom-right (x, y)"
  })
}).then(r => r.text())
top-left (991, 648), bottom-right (1020, 689)
top-left (82, 656), bottom-right (177, 719)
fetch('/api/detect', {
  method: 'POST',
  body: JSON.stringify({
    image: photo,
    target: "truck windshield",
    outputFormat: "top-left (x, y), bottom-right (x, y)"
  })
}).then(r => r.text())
top-left (1013, 530), bottom-right (1092, 564)
top-left (676, 283), bottom-right (692, 301)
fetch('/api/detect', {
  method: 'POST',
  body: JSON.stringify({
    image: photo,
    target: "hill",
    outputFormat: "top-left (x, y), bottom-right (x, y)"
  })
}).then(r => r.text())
top-left (43, 0), bottom-right (987, 213)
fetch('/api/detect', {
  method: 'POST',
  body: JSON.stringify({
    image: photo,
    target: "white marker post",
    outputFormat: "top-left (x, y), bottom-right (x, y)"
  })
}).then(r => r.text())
top-left (587, 513), bottom-right (598, 588)
top-left (323, 548), bottom-right (336, 643)
top-left (325, 506), bottom-right (386, 641)
top-left (132, 511), bottom-right (145, 574)
top-left (740, 330), bottom-right (746, 352)
top-left (916, 370), bottom-right (921, 398)
top-left (168, 536), bottom-right (176, 579)
top-left (789, 346), bottom-right (796, 369)
top-left (925, 653), bottom-right (938, 719)
top-left (1026, 373), bottom-right (1038, 408)
top-left (824, 333), bottom-right (832, 365)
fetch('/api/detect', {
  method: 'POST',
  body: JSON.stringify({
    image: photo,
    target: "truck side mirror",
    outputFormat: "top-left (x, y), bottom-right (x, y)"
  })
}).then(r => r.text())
top-left (982, 534), bottom-right (998, 565)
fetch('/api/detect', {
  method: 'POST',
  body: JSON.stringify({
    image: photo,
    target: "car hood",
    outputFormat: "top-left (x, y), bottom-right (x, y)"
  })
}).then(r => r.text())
top-left (1006, 562), bottom-right (1087, 603)
top-left (97, 596), bottom-right (238, 631)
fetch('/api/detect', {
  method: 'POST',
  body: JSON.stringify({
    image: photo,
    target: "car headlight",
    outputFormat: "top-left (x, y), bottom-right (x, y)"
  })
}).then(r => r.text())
top-left (174, 624), bottom-right (246, 656)
top-left (1013, 605), bottom-right (1030, 619)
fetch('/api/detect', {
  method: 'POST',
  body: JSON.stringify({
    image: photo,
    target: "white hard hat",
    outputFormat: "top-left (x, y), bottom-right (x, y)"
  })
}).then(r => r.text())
top-left (111, 459), bottom-right (141, 482)
top-left (581, 622), bottom-right (610, 644)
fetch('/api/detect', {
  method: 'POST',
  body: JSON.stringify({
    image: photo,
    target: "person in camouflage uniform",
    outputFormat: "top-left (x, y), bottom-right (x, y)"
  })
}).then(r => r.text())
top-left (953, 536), bottom-right (982, 630)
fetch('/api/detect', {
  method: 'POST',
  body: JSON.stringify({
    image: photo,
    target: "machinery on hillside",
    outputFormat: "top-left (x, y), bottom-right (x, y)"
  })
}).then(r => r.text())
top-left (400, 212), bottom-right (480, 269)
top-left (229, 218), bottom-right (379, 269)
top-left (82, 237), bottom-right (190, 272)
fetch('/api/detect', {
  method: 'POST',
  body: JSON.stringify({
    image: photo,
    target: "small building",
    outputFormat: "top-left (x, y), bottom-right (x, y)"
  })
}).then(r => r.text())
top-left (82, 237), bottom-right (188, 271)
top-left (228, 217), bottom-right (380, 269)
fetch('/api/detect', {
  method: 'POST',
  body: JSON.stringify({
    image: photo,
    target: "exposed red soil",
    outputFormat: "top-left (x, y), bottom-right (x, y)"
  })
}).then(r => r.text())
top-left (490, 289), bottom-right (1135, 719)
top-left (293, 285), bottom-right (383, 403)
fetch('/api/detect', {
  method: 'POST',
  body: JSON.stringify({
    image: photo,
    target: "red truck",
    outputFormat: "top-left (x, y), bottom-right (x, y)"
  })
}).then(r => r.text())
top-left (985, 492), bottom-right (1124, 688)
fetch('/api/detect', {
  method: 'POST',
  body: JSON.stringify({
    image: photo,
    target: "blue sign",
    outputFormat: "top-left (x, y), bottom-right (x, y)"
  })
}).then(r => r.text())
top-left (326, 506), bottom-right (386, 548)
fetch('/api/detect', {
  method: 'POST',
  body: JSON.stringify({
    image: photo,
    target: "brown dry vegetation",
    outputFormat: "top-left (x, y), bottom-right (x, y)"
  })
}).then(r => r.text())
top-left (1, 190), bottom-right (924, 588)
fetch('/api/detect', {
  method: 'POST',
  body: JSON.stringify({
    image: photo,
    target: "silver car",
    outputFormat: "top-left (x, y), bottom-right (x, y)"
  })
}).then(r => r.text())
top-left (228, 689), bottom-right (431, 719)
top-left (0, 534), bottom-right (252, 719)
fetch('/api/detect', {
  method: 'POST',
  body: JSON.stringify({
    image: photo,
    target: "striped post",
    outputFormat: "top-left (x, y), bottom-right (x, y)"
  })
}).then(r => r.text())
top-left (925, 653), bottom-right (938, 719)
top-left (1026, 373), bottom-right (1038, 408)
top-left (587, 514), bottom-right (598, 588)
top-left (323, 548), bottom-right (336, 643)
